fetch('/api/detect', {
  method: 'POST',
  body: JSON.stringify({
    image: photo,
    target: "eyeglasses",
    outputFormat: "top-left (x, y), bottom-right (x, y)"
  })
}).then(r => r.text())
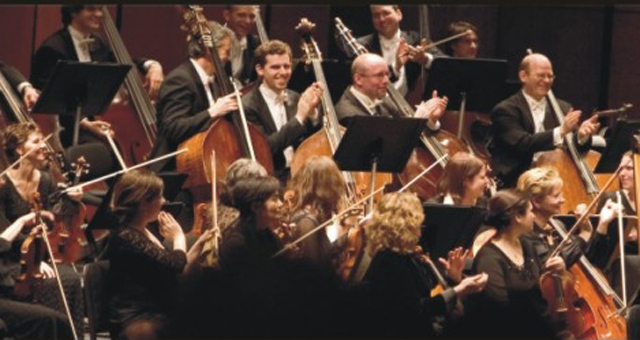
top-left (533, 73), bottom-right (555, 81)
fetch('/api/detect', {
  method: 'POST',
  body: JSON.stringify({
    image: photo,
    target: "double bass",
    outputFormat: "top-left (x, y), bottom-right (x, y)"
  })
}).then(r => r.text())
top-left (290, 18), bottom-right (392, 205)
top-left (334, 18), bottom-right (470, 200)
top-left (98, 6), bottom-right (158, 166)
top-left (176, 6), bottom-right (274, 204)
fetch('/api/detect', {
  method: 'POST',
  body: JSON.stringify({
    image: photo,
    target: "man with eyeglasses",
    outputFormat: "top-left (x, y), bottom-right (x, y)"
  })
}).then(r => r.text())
top-left (336, 53), bottom-right (447, 128)
top-left (488, 53), bottom-right (603, 188)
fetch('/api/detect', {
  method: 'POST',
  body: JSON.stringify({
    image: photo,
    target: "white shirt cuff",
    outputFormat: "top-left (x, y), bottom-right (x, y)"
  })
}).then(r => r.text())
top-left (17, 82), bottom-right (31, 94)
top-left (591, 135), bottom-right (606, 148)
top-left (427, 118), bottom-right (441, 131)
top-left (553, 127), bottom-right (563, 146)
top-left (143, 60), bottom-right (161, 72)
top-left (424, 53), bottom-right (435, 69)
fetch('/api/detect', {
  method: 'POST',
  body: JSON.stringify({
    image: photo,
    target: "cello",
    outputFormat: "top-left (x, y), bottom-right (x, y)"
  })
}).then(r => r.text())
top-left (176, 6), bottom-right (274, 204)
top-left (98, 6), bottom-right (158, 166)
top-left (334, 18), bottom-right (470, 200)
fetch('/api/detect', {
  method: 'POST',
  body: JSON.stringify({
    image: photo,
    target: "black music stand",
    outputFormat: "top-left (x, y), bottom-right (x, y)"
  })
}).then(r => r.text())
top-left (424, 58), bottom-right (508, 139)
top-left (594, 119), bottom-right (640, 173)
top-left (32, 60), bottom-right (130, 147)
top-left (420, 203), bottom-right (486, 263)
top-left (333, 116), bottom-right (426, 207)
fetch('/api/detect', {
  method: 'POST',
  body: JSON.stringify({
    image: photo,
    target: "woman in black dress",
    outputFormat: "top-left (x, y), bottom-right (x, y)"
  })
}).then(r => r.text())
top-left (0, 122), bottom-right (84, 337)
top-left (470, 189), bottom-right (565, 338)
top-left (106, 169), bottom-right (213, 339)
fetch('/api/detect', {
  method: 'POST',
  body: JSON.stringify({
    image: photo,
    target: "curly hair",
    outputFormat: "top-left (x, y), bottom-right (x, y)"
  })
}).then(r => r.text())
top-left (516, 167), bottom-right (562, 200)
top-left (436, 152), bottom-right (486, 204)
top-left (2, 122), bottom-right (41, 163)
top-left (219, 158), bottom-right (268, 207)
top-left (110, 169), bottom-right (164, 224)
top-left (254, 40), bottom-right (292, 68)
top-left (287, 156), bottom-right (346, 221)
top-left (365, 192), bottom-right (424, 255)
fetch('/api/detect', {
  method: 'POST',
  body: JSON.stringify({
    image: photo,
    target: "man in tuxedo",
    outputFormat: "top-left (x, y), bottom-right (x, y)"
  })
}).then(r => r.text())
top-left (489, 53), bottom-right (603, 188)
top-left (0, 60), bottom-right (39, 110)
top-left (356, 5), bottom-right (446, 96)
top-left (30, 5), bottom-right (164, 147)
top-left (335, 53), bottom-right (447, 129)
top-left (149, 21), bottom-right (238, 173)
top-left (242, 40), bottom-right (322, 182)
top-left (223, 5), bottom-right (260, 86)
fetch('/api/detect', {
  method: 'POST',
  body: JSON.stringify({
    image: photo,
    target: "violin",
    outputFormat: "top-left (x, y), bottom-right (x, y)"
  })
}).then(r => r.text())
top-left (14, 193), bottom-right (47, 301)
top-left (49, 157), bottom-right (89, 263)
top-left (273, 190), bottom-right (303, 259)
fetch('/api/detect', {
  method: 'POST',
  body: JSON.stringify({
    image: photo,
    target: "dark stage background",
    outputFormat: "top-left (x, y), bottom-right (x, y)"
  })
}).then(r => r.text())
top-left (1, 4), bottom-right (638, 120)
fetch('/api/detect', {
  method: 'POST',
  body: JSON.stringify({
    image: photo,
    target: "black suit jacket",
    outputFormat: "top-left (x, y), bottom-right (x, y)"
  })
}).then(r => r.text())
top-left (0, 60), bottom-right (27, 93)
top-left (356, 30), bottom-right (445, 92)
top-left (148, 61), bottom-right (214, 172)
top-left (335, 86), bottom-right (396, 127)
top-left (30, 28), bottom-right (149, 147)
top-left (488, 91), bottom-right (590, 188)
top-left (242, 86), bottom-right (320, 179)
top-left (225, 34), bottom-right (259, 86)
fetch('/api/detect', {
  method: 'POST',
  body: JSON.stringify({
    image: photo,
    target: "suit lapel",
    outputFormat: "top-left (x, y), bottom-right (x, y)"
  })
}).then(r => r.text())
top-left (60, 29), bottom-right (80, 61)
top-left (185, 61), bottom-right (208, 112)
top-left (255, 89), bottom-right (278, 133)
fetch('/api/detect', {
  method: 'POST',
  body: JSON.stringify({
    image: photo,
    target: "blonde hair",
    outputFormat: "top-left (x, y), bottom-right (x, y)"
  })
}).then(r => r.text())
top-left (366, 192), bottom-right (424, 255)
top-left (516, 167), bottom-right (562, 200)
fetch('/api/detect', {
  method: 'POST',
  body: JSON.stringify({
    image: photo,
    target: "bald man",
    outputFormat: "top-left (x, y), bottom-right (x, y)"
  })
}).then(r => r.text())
top-left (488, 53), bottom-right (602, 188)
top-left (335, 53), bottom-right (447, 129)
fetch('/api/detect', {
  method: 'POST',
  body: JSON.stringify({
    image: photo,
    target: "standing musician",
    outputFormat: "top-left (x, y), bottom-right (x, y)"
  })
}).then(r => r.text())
top-left (30, 5), bottom-right (164, 148)
top-left (243, 40), bottom-right (323, 182)
top-left (148, 20), bottom-right (238, 173)
top-left (335, 53), bottom-right (447, 128)
top-left (443, 21), bottom-right (479, 59)
top-left (286, 155), bottom-right (347, 272)
top-left (0, 60), bottom-right (39, 110)
top-left (356, 5), bottom-right (446, 96)
top-left (0, 122), bottom-right (85, 337)
top-left (0, 209), bottom-right (73, 340)
top-left (362, 191), bottom-right (488, 338)
top-left (469, 189), bottom-right (566, 338)
top-left (223, 5), bottom-right (260, 86)
top-left (488, 53), bottom-right (603, 188)
top-left (105, 169), bottom-right (213, 340)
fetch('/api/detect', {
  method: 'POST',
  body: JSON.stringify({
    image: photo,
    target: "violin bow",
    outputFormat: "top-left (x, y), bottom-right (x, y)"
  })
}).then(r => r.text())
top-left (615, 191), bottom-right (628, 307)
top-left (273, 154), bottom-right (447, 258)
top-left (0, 133), bottom-right (53, 179)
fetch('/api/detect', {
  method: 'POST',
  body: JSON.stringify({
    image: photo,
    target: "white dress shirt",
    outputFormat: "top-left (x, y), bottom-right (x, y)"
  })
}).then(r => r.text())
top-left (190, 58), bottom-right (216, 110)
top-left (231, 36), bottom-right (247, 79)
top-left (378, 30), bottom-right (408, 96)
top-left (259, 83), bottom-right (295, 166)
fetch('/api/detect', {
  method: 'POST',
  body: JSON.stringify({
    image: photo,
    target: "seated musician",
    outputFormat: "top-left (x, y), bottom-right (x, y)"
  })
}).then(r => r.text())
top-left (0, 122), bottom-right (85, 337)
top-left (0, 210), bottom-right (73, 340)
top-left (105, 169), bottom-right (213, 340)
top-left (468, 189), bottom-right (566, 339)
top-left (592, 151), bottom-right (638, 262)
top-left (428, 151), bottom-right (490, 207)
top-left (223, 5), bottom-right (260, 86)
top-left (488, 53), bottom-right (604, 188)
top-left (356, 5), bottom-right (446, 96)
top-left (242, 40), bottom-right (323, 182)
top-left (335, 53), bottom-right (447, 128)
top-left (286, 155), bottom-right (347, 272)
top-left (443, 21), bottom-right (480, 59)
top-left (516, 167), bottom-right (618, 269)
top-left (362, 191), bottom-right (487, 338)
top-left (148, 20), bottom-right (238, 173)
top-left (30, 5), bottom-right (164, 148)
top-left (0, 59), bottom-right (39, 110)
